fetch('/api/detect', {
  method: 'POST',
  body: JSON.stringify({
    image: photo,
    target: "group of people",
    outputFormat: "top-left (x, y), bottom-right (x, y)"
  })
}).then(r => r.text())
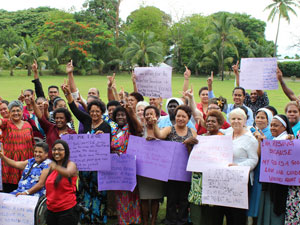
top-left (0, 59), bottom-right (300, 225)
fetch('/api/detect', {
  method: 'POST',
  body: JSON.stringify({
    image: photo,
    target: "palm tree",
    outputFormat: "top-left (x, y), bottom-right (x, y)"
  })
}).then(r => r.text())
top-left (17, 36), bottom-right (36, 76)
top-left (264, 0), bottom-right (300, 57)
top-left (1, 47), bottom-right (21, 76)
top-left (47, 45), bottom-right (66, 74)
top-left (207, 13), bottom-right (242, 81)
top-left (33, 45), bottom-right (49, 76)
top-left (123, 32), bottom-right (164, 67)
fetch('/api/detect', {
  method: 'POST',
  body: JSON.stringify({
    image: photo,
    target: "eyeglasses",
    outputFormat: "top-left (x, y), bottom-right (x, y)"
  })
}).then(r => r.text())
top-left (52, 148), bottom-right (65, 152)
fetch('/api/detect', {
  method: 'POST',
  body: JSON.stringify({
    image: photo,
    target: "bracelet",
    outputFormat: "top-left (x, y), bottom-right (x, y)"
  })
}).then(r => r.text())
top-left (25, 190), bottom-right (29, 195)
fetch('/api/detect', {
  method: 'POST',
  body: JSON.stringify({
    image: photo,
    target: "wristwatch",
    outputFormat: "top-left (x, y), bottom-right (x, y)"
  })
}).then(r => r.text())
top-left (24, 190), bottom-right (30, 195)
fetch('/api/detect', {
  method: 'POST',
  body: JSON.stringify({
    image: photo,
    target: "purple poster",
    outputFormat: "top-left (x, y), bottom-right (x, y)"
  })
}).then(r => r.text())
top-left (62, 134), bottom-right (111, 171)
top-left (260, 139), bottom-right (300, 185)
top-left (169, 143), bottom-right (192, 182)
top-left (126, 136), bottom-right (174, 182)
top-left (98, 154), bottom-right (136, 192)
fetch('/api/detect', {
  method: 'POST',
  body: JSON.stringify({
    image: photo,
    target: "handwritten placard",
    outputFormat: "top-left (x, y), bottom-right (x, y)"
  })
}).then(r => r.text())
top-left (260, 140), bottom-right (300, 185)
top-left (61, 134), bottom-right (111, 171)
top-left (98, 154), bottom-right (136, 192)
top-left (240, 57), bottom-right (278, 90)
top-left (202, 166), bottom-right (250, 209)
top-left (134, 67), bottom-right (172, 99)
top-left (127, 136), bottom-right (174, 181)
top-left (187, 135), bottom-right (233, 172)
top-left (0, 193), bottom-right (39, 225)
top-left (169, 143), bottom-right (191, 182)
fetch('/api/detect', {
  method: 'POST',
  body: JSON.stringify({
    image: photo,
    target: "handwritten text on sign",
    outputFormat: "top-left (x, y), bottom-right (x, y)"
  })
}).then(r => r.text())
top-left (202, 166), bottom-right (250, 209)
top-left (62, 134), bottom-right (111, 171)
top-left (134, 67), bottom-right (172, 99)
top-left (0, 193), bottom-right (39, 225)
top-left (127, 136), bottom-right (174, 182)
top-left (260, 140), bottom-right (300, 185)
top-left (98, 154), bottom-right (136, 192)
top-left (240, 57), bottom-right (278, 90)
top-left (187, 135), bottom-right (233, 172)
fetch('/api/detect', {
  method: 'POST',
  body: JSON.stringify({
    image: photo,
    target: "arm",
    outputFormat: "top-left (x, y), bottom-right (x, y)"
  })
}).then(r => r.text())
top-left (17, 169), bottom-right (49, 196)
top-left (277, 68), bottom-right (299, 101)
top-left (31, 60), bottom-right (45, 98)
top-left (184, 86), bottom-right (203, 123)
top-left (132, 72), bottom-right (138, 92)
top-left (112, 79), bottom-right (120, 102)
top-left (50, 161), bottom-right (77, 178)
top-left (107, 74), bottom-right (116, 101)
top-left (232, 60), bottom-right (240, 87)
top-left (31, 95), bottom-right (43, 119)
top-left (0, 149), bottom-right (27, 170)
top-left (182, 66), bottom-right (190, 92)
top-left (66, 60), bottom-right (77, 94)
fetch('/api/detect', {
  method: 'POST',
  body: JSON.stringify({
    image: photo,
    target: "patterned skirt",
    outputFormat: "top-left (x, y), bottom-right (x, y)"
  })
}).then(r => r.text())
top-left (116, 189), bottom-right (141, 225)
top-left (285, 186), bottom-right (300, 225)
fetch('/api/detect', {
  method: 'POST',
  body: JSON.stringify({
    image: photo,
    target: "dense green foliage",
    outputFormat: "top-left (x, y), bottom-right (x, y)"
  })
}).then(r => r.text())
top-left (0, 2), bottom-right (282, 77)
top-left (278, 61), bottom-right (300, 77)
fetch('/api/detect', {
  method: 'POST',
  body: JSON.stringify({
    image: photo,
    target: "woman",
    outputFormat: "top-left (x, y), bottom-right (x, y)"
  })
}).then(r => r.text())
top-left (111, 106), bottom-right (143, 225)
top-left (248, 108), bottom-right (273, 223)
top-left (45, 140), bottom-right (78, 225)
top-left (62, 83), bottom-right (110, 224)
top-left (0, 100), bottom-right (35, 193)
top-left (136, 101), bottom-right (150, 126)
top-left (196, 87), bottom-right (209, 119)
top-left (140, 105), bottom-right (165, 225)
top-left (0, 142), bottom-right (51, 197)
top-left (225, 108), bottom-right (259, 225)
top-left (150, 105), bottom-right (198, 225)
top-left (128, 92), bottom-right (144, 110)
top-left (31, 98), bottom-right (76, 158)
top-left (189, 110), bottom-right (225, 225)
top-left (257, 114), bottom-right (293, 225)
top-left (0, 99), bottom-right (9, 142)
top-left (196, 97), bottom-right (230, 135)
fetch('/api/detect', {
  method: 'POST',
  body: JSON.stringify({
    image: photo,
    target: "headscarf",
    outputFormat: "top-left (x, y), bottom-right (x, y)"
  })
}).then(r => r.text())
top-left (257, 108), bottom-right (273, 126)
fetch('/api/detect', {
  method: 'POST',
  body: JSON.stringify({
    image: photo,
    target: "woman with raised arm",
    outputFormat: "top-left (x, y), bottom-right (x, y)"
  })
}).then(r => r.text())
top-left (61, 81), bottom-right (111, 224)
top-left (0, 100), bottom-right (35, 193)
top-left (0, 142), bottom-right (50, 197)
top-left (149, 105), bottom-right (198, 225)
top-left (111, 105), bottom-right (143, 225)
top-left (45, 140), bottom-right (78, 225)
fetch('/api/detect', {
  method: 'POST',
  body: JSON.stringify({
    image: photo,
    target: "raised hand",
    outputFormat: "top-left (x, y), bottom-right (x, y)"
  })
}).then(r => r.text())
top-left (18, 90), bottom-right (25, 103)
top-left (232, 60), bottom-right (239, 73)
top-left (207, 71), bottom-right (214, 86)
top-left (184, 66), bottom-right (191, 80)
top-left (107, 73), bottom-right (116, 88)
top-left (66, 60), bottom-right (74, 74)
top-left (61, 79), bottom-right (71, 95)
top-left (276, 67), bottom-right (283, 81)
top-left (131, 71), bottom-right (136, 83)
top-left (32, 60), bottom-right (38, 73)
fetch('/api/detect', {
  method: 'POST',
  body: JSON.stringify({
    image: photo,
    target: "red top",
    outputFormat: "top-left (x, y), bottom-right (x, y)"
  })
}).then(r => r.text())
top-left (161, 110), bottom-right (168, 116)
top-left (46, 170), bottom-right (77, 212)
top-left (196, 120), bottom-right (231, 135)
top-left (38, 116), bottom-right (76, 158)
top-left (0, 119), bottom-right (34, 184)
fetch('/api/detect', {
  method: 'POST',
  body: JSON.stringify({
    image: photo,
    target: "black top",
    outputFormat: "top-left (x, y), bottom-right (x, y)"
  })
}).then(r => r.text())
top-left (69, 101), bottom-right (111, 135)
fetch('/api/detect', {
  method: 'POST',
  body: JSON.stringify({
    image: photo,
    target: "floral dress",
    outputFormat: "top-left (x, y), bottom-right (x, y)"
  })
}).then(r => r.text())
top-left (285, 186), bottom-right (300, 224)
top-left (0, 119), bottom-right (35, 184)
top-left (11, 158), bottom-right (51, 197)
top-left (111, 124), bottom-right (141, 225)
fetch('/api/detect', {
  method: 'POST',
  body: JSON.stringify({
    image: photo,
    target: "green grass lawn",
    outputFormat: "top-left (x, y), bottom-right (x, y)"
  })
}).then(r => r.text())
top-left (0, 69), bottom-right (298, 115)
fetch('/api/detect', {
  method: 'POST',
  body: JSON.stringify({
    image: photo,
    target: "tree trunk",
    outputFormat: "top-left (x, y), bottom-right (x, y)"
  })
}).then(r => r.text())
top-left (115, 0), bottom-right (121, 40)
top-left (274, 14), bottom-right (281, 57)
top-left (10, 69), bottom-right (13, 76)
top-left (27, 66), bottom-right (31, 76)
top-left (39, 68), bottom-right (43, 76)
top-left (221, 41), bottom-right (224, 81)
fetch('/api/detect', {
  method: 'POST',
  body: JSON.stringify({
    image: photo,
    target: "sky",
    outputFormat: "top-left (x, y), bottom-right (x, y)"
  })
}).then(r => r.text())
top-left (1, 0), bottom-right (300, 58)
